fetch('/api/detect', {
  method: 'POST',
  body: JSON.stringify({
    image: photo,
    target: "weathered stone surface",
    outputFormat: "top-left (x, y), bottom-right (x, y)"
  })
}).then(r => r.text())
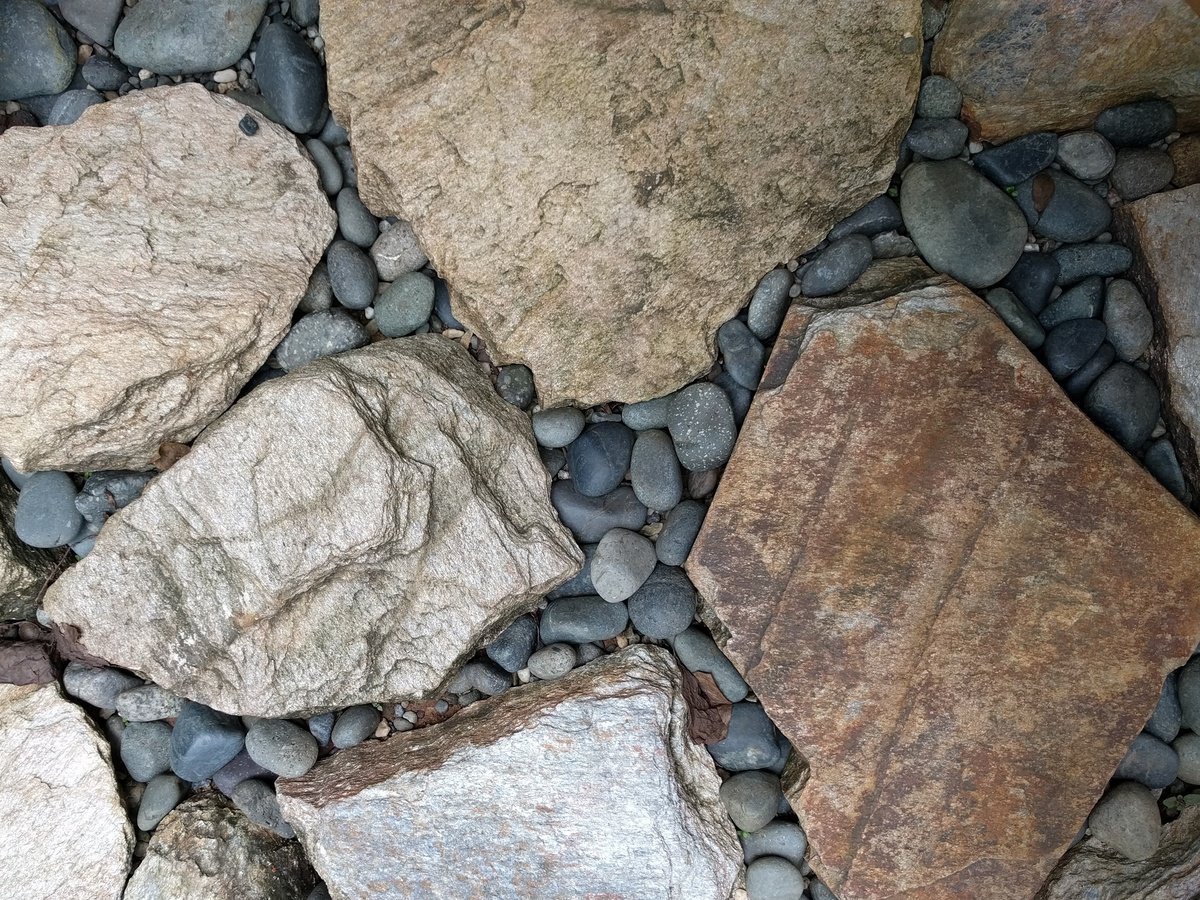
top-left (1, 477), bottom-right (57, 620)
top-left (322, 0), bottom-right (922, 405)
top-left (0, 85), bottom-right (336, 471)
top-left (0, 682), bottom-right (132, 899)
top-left (1170, 135), bottom-right (1200, 189)
top-left (1038, 805), bottom-right (1200, 900)
top-left (124, 793), bottom-right (315, 900)
top-left (1114, 185), bottom-right (1200, 498)
top-left (687, 278), bottom-right (1200, 900)
top-left (44, 337), bottom-right (581, 717)
top-left (279, 646), bottom-right (741, 899)
top-left (933, 0), bottom-right (1200, 143)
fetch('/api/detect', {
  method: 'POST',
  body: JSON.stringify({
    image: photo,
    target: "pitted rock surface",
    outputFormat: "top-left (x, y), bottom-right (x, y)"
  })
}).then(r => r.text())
top-left (687, 278), bottom-right (1200, 900)
top-left (0, 85), bottom-right (336, 471)
top-left (0, 682), bottom-right (132, 900)
top-left (321, 0), bottom-right (922, 405)
top-left (278, 646), bottom-right (742, 899)
top-left (44, 337), bottom-right (581, 717)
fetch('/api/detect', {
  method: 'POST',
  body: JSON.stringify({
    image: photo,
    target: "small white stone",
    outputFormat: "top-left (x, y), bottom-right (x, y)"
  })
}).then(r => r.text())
top-left (138, 69), bottom-right (154, 80)
top-left (968, 141), bottom-right (984, 154)
top-left (213, 69), bottom-right (238, 84)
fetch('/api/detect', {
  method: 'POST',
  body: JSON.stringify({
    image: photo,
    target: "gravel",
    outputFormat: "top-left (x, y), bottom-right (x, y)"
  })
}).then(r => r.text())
top-left (1087, 781), bottom-right (1161, 860)
top-left (667, 383), bottom-right (736, 472)
top-left (973, 132), bottom-right (1058, 186)
top-left (169, 702), bottom-right (245, 783)
top-left (1082, 362), bottom-right (1160, 450)
top-left (331, 705), bottom-right (382, 749)
top-left (374, 272), bottom-right (435, 337)
top-left (591, 528), bottom-right (657, 603)
top-left (275, 310), bottom-right (368, 371)
top-left (630, 429), bottom-right (683, 512)
top-left (327, 239), bottom-right (378, 310)
top-left (720, 770), bottom-right (782, 832)
top-left (1094, 99), bottom-right (1177, 148)
top-left (245, 718), bottom-right (320, 777)
top-left (63, 662), bottom-right (142, 708)
top-left (1103, 280), bottom-right (1154, 361)
top-left (137, 773), bottom-right (186, 831)
top-left (496, 364), bottom-right (536, 409)
top-left (1113, 732), bottom-right (1179, 789)
top-left (116, 684), bottom-right (183, 722)
top-left (800, 234), bottom-right (873, 297)
top-left (539, 595), bottom-right (629, 644)
top-left (336, 187), bottom-right (380, 248)
top-left (527, 643), bottom-right (577, 681)
top-left (254, 21), bottom-right (326, 134)
top-left (486, 616), bottom-right (539, 673)
top-left (747, 269), bottom-right (793, 339)
top-left (627, 564), bottom-right (698, 640)
top-left (671, 626), bottom-right (749, 702)
top-left (533, 407), bottom-right (585, 449)
top-left (567, 422), bottom-right (636, 497)
top-left (121, 721), bottom-right (173, 783)
top-left (15, 471), bottom-right (83, 548)
top-left (550, 482), bottom-right (646, 544)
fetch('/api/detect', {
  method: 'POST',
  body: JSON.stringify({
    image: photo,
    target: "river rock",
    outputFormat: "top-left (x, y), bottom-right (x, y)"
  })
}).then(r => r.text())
top-left (321, 0), bottom-right (923, 406)
top-left (932, 0), bottom-right (1200, 143)
top-left (686, 278), bottom-right (1200, 900)
top-left (0, 0), bottom-right (76, 101)
top-left (0, 86), bottom-right (335, 472)
top-left (0, 682), bottom-right (132, 899)
top-left (1, 479), bottom-right (57, 620)
top-left (44, 338), bottom-right (580, 717)
top-left (124, 794), bottom-right (315, 900)
top-left (1115, 185), bottom-right (1200, 496)
top-left (114, 0), bottom-right (268, 76)
top-left (278, 646), bottom-right (741, 899)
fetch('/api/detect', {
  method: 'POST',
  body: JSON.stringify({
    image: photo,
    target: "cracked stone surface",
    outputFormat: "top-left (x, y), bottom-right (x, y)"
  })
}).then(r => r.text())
top-left (1, 477), bottom-right (57, 620)
top-left (124, 793), bottom-right (315, 900)
top-left (687, 277), bottom-right (1200, 900)
top-left (0, 84), bottom-right (336, 471)
top-left (1115, 185), bottom-right (1200, 498)
top-left (44, 337), bottom-right (581, 717)
top-left (278, 646), bottom-right (742, 899)
top-left (933, 0), bottom-right (1200, 143)
top-left (322, 0), bottom-right (922, 406)
top-left (0, 682), bottom-right (132, 900)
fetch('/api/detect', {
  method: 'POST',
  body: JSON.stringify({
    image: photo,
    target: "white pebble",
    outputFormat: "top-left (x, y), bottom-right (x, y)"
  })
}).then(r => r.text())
top-left (138, 69), bottom-right (154, 80)
top-left (213, 68), bottom-right (238, 84)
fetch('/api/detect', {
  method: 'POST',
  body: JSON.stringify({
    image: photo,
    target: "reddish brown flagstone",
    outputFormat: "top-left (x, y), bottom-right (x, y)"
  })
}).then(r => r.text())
top-left (686, 277), bottom-right (1200, 900)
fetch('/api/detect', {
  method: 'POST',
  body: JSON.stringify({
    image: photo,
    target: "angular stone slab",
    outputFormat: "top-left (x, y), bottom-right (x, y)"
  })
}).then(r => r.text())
top-left (0, 85), bottom-right (336, 471)
top-left (278, 646), bottom-right (742, 899)
top-left (45, 337), bottom-right (581, 717)
top-left (1115, 185), bottom-right (1200, 497)
top-left (322, 0), bottom-right (921, 406)
top-left (933, 0), bottom-right (1200, 143)
top-left (0, 682), bottom-right (133, 899)
top-left (687, 278), bottom-right (1200, 900)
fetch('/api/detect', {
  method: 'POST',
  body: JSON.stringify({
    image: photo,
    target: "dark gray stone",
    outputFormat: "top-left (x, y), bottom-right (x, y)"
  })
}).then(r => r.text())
top-left (433, 278), bottom-right (463, 330)
top-left (46, 89), bottom-right (103, 126)
top-left (539, 595), bottom-right (628, 644)
top-left (486, 616), bottom-right (538, 673)
top-left (915, 75), bottom-right (961, 119)
top-left (334, 143), bottom-right (357, 188)
top-left (291, 0), bottom-right (320, 26)
top-left (335, 187), bottom-right (379, 248)
top-left (245, 719), bottom-right (319, 777)
top-left (232, 778), bottom-right (294, 838)
top-left (318, 112), bottom-right (348, 147)
top-left (15, 470), bottom-right (82, 548)
top-left (275, 310), bottom-right (368, 371)
top-left (1095, 99), bottom-right (1177, 148)
top-left (630, 429), bottom-right (683, 513)
top-left (746, 269), bottom-right (793, 339)
top-left (1043, 319), bottom-right (1107, 380)
top-left (1103, 280), bottom-right (1154, 362)
top-left (1181, 657), bottom-right (1200, 734)
top-left (331, 705), bottom-right (381, 749)
top-left (447, 660), bottom-right (511, 697)
top-left (720, 770), bottom-right (782, 832)
top-left (1015, 169), bottom-right (1111, 242)
top-left (974, 132), bottom-right (1058, 186)
top-left (326, 239), bottom-right (377, 311)
top-left (742, 820), bottom-right (808, 866)
top-left (1082, 362), bottom-right (1160, 450)
top-left (656, 499), bottom-right (705, 567)
top-left (116, 684), bottom-right (182, 722)
top-left (212, 749), bottom-right (275, 798)
top-left (707, 701), bottom-right (780, 771)
top-left (122, 721), bottom-right (173, 783)
top-left (61, 660), bottom-right (142, 708)
top-left (1062, 341), bottom-right (1116, 400)
top-left (1114, 732), bottom-right (1179, 789)
top-left (374, 272), bottom-right (434, 338)
top-left (714, 369), bottom-right (753, 428)
top-left (137, 774), bottom-right (186, 831)
top-left (745, 856), bottom-right (806, 900)
top-left (541, 446), bottom-right (566, 476)
top-left (984, 287), bottom-right (1044, 350)
top-left (305, 138), bottom-right (343, 195)
top-left (526, 642), bottom-right (577, 681)
top-left (548, 542), bottom-right (597, 599)
top-left (0, 0), bottom-right (75, 101)
top-left (567, 422), bottom-right (635, 498)
top-left (800, 234), bottom-right (873, 298)
top-left (60, 0), bottom-right (124, 46)
top-left (827, 196), bottom-right (903, 241)
top-left (254, 22), bottom-right (326, 134)
top-left (75, 470), bottom-right (154, 523)
top-left (3, 456), bottom-right (30, 489)
top-left (298, 263), bottom-right (333, 313)
top-left (627, 564), bottom-right (697, 640)
top-left (532, 407), bottom-right (585, 449)
top-left (114, 0), bottom-right (267, 76)
top-left (671, 627), bottom-right (749, 703)
top-left (1057, 131), bottom-right (1116, 181)
top-left (170, 702), bottom-right (245, 783)
top-left (1053, 243), bottom-right (1134, 286)
top-left (904, 117), bottom-right (969, 160)
top-left (496, 365), bottom-right (536, 409)
top-left (307, 713), bottom-right (335, 746)
top-left (667, 383), bottom-right (736, 472)
top-left (621, 394), bottom-right (674, 430)
top-left (550, 482), bottom-right (646, 544)
top-left (1144, 439), bottom-right (1190, 504)
top-left (717, 319), bottom-right (765, 390)
top-left (1038, 276), bottom-right (1104, 329)
top-left (81, 57), bottom-right (129, 91)
top-left (1109, 148), bottom-right (1175, 201)
top-left (1001, 252), bottom-right (1059, 315)
top-left (1145, 671), bottom-right (1182, 743)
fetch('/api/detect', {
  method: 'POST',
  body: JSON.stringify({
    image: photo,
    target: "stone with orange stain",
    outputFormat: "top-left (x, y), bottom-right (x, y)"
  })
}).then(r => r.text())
top-left (686, 277), bottom-right (1200, 900)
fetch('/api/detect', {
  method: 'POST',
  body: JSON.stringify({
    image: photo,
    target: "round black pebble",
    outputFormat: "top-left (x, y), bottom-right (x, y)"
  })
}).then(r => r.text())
top-left (239, 114), bottom-right (259, 136)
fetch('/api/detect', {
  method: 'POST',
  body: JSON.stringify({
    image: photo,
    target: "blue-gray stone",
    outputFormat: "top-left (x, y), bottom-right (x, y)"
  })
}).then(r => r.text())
top-left (496, 364), bottom-right (536, 409)
top-left (567, 422), bottom-right (636, 497)
top-left (540, 446), bottom-right (566, 476)
top-left (1103, 280), bottom-right (1154, 362)
top-left (137, 774), bottom-right (186, 831)
top-left (720, 770), bottom-right (782, 832)
top-left (1109, 148), bottom-right (1175, 201)
top-left (746, 857), bottom-right (806, 900)
top-left (539, 595), bottom-right (628, 644)
top-left (828, 196), bottom-right (903, 241)
top-left (335, 187), bottom-right (379, 248)
top-left (1144, 440), bottom-right (1190, 504)
top-left (326, 239), bottom-right (377, 310)
top-left (212, 749), bottom-right (275, 798)
top-left (331, 705), bottom-right (380, 749)
top-left (1002, 253), bottom-right (1059, 315)
top-left (627, 564), bottom-right (697, 640)
top-left (1095, 100), bottom-right (1177, 148)
top-left (447, 660), bottom-right (510, 697)
top-left (532, 407), bottom-right (585, 449)
top-left (548, 542), bottom-right (597, 599)
top-left (305, 138), bottom-right (343, 195)
top-left (622, 394), bottom-right (674, 431)
top-left (0, 0), bottom-right (76, 101)
top-left (114, 0), bottom-right (267, 76)
top-left (1053, 243), bottom-right (1133, 286)
top-left (275, 310), bottom-right (367, 370)
top-left (2, 457), bottom-right (30, 489)
top-left (81, 57), bottom-right (129, 91)
top-left (905, 117), bottom-right (968, 160)
top-left (46, 89), bottom-right (103, 126)
top-left (291, 0), bottom-right (320, 26)
top-left (667, 383), bottom-right (736, 472)
top-left (245, 718), bottom-right (319, 777)
top-left (75, 470), bottom-right (154, 523)
top-left (63, 662), bottom-right (142, 709)
top-left (232, 778), bottom-right (293, 838)
top-left (1062, 341), bottom-right (1115, 400)
top-left (746, 268), bottom-right (793, 339)
top-left (1057, 130), bottom-right (1117, 181)
top-left (121, 721), bottom-right (173, 783)
top-left (713, 369), bottom-right (753, 427)
top-left (254, 22), bottom-right (326, 134)
top-left (15, 471), bottom-right (82, 548)
top-left (1114, 732), bottom-right (1179, 789)
top-left (630, 429), bottom-right (683, 513)
top-left (1015, 170), bottom-right (1111, 242)
top-left (708, 702), bottom-right (780, 771)
top-left (308, 713), bottom-right (335, 745)
top-left (717, 319), bottom-right (765, 390)
top-left (60, 0), bottom-right (124, 46)
top-left (974, 132), bottom-right (1058, 186)
top-left (1043, 319), bottom-right (1106, 380)
top-left (335, 143), bottom-right (356, 187)
top-left (169, 702), bottom-right (245, 783)
top-left (742, 820), bottom-right (808, 866)
top-left (374, 272), bottom-right (435, 338)
top-left (671, 626), bottom-right (749, 703)
top-left (1082, 362), bottom-right (1160, 450)
top-left (984, 287), bottom-right (1044, 350)
top-left (1038, 276), bottom-right (1104, 330)
top-left (433, 278), bottom-right (464, 330)
top-left (318, 112), bottom-right (348, 147)
top-left (801, 234), bottom-right (874, 297)
top-left (656, 499), bottom-right (705, 567)
top-left (1145, 671), bottom-right (1182, 743)
top-left (915, 75), bottom-right (962, 119)
top-left (550, 482), bottom-right (645, 544)
top-left (486, 616), bottom-right (538, 673)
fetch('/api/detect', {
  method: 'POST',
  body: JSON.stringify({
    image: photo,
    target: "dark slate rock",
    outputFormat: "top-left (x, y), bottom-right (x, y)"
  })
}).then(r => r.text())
top-left (1053, 243), bottom-right (1134, 286)
top-left (671, 626), bottom-right (749, 703)
top-left (667, 383), bottom-right (736, 472)
top-left (62, 662), bottom-right (142, 708)
top-left (331, 705), bottom-right (381, 749)
top-left (334, 143), bottom-right (357, 188)
top-left (1144, 439), bottom-right (1191, 504)
top-left (121, 721), bottom-right (173, 783)
top-left (374, 272), bottom-right (435, 338)
top-left (1095, 100), bottom-right (1177, 148)
top-left (904, 117), bottom-right (969, 160)
top-left (627, 564), bottom-right (698, 640)
top-left (629, 429), bottom-right (683, 513)
top-left (550, 482), bottom-right (646, 544)
top-left (305, 138), bottom-right (343, 195)
top-left (75, 470), bottom-right (154, 523)
top-left (433, 278), bottom-right (464, 330)
top-left (326, 239), bottom-right (377, 310)
top-left (974, 132), bottom-right (1058, 186)
top-left (0, 0), bottom-right (75, 101)
top-left (447, 659), bottom-right (512, 698)
top-left (486, 615), bottom-right (538, 673)
top-left (307, 713), bottom-right (335, 746)
top-left (567, 422), bottom-right (636, 498)
top-left (1042, 319), bottom-right (1107, 380)
top-left (1015, 170), bottom-right (1111, 242)
top-left (15, 471), bottom-right (82, 548)
top-left (113, 0), bottom-right (266, 76)
top-left (622, 395), bottom-right (674, 430)
top-left (1145, 671), bottom-right (1183, 743)
top-left (539, 445), bottom-right (565, 476)
top-left (713, 369), bottom-right (754, 428)
top-left (708, 702), bottom-right (780, 771)
top-left (746, 857), bottom-right (807, 900)
top-left (1001, 253), bottom-right (1059, 315)
top-left (1038, 276), bottom-right (1104, 330)
top-left (212, 749), bottom-right (275, 798)
top-left (915, 75), bottom-right (962, 119)
top-left (59, 0), bottom-right (124, 46)
top-left (827, 196), bottom-right (903, 241)
top-left (335, 187), bottom-right (379, 248)
top-left (1109, 148), bottom-right (1176, 201)
top-left (169, 702), bottom-right (245, 783)
top-left (656, 499), bottom-right (705, 567)
top-left (47, 89), bottom-right (104, 126)
top-left (232, 778), bottom-right (294, 838)
top-left (984, 287), bottom-right (1044, 350)
top-left (1082, 362), bottom-right (1160, 450)
top-left (539, 596), bottom-right (629, 644)
top-left (548, 541), bottom-right (597, 599)
top-left (1182, 658), bottom-right (1200, 734)
top-left (291, 0), bottom-right (320, 27)
top-left (1062, 342), bottom-right (1116, 399)
top-left (496, 364), bottom-right (536, 409)
top-left (318, 112), bottom-right (348, 147)
top-left (274, 310), bottom-right (368, 370)
top-left (254, 22), bottom-right (326, 134)
top-left (746, 269), bottom-right (793, 339)
top-left (1103, 279), bottom-right (1154, 362)
top-left (1114, 732), bottom-right (1179, 789)
top-left (81, 57), bottom-right (129, 92)
top-left (800, 234), bottom-right (873, 298)
top-left (717, 319), bottom-right (766, 390)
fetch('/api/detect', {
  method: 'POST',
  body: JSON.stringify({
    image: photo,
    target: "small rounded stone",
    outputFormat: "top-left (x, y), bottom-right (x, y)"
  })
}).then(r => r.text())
top-left (916, 75), bottom-right (962, 119)
top-left (1113, 732), bottom-right (1179, 789)
top-left (496, 365), bottom-right (536, 409)
top-left (1087, 781), bottom-right (1161, 860)
top-left (15, 471), bottom-right (83, 548)
top-left (656, 499), bottom-right (706, 566)
top-left (800, 234), bottom-right (873, 297)
top-left (245, 718), bottom-right (319, 778)
top-left (532, 407), bottom-right (585, 449)
top-left (336, 187), bottom-right (379, 248)
top-left (1083, 362), bottom-right (1160, 450)
top-left (720, 770), bottom-right (782, 832)
top-left (275, 310), bottom-right (368, 371)
top-left (374, 272), bottom-right (435, 337)
top-left (1174, 731), bottom-right (1200, 785)
top-left (121, 721), bottom-right (174, 783)
top-left (331, 705), bottom-right (381, 749)
top-left (137, 774), bottom-right (186, 831)
top-left (591, 528), bottom-right (657, 603)
top-left (527, 643), bottom-right (577, 681)
top-left (1103, 280), bottom-right (1154, 362)
top-left (667, 384), bottom-right (736, 472)
top-left (742, 820), bottom-right (808, 866)
top-left (747, 269), bottom-right (793, 339)
top-left (627, 564), bottom-right (698, 640)
top-left (232, 778), bottom-right (294, 838)
top-left (745, 856), bottom-right (806, 900)
top-left (326, 240), bottom-right (378, 310)
top-left (567, 422), bottom-right (636, 497)
top-left (370, 220), bottom-right (428, 281)
top-left (630, 429), bottom-right (683, 513)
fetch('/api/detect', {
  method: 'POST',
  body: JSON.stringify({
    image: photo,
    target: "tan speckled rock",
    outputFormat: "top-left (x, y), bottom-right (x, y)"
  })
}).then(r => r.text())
top-left (687, 278), bottom-right (1200, 900)
top-left (0, 85), bottom-right (336, 471)
top-left (0, 682), bottom-right (132, 899)
top-left (278, 646), bottom-right (742, 899)
top-left (0, 477), bottom-right (56, 620)
top-left (44, 337), bottom-right (581, 717)
top-left (933, 0), bottom-right (1200, 143)
top-left (322, 0), bottom-right (922, 405)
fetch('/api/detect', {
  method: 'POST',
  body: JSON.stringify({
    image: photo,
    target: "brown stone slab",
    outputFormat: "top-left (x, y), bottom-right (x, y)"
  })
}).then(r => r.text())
top-left (686, 277), bottom-right (1200, 900)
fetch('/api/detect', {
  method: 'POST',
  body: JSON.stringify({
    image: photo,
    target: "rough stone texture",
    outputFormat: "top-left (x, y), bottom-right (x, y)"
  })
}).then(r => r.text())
top-left (0, 85), bottom-right (336, 471)
top-left (686, 278), bottom-right (1200, 900)
top-left (0, 683), bottom-right (132, 899)
top-left (44, 338), bottom-right (581, 717)
top-left (279, 646), bottom-right (742, 899)
top-left (1114, 186), bottom-right (1200, 498)
top-left (124, 794), bottom-right (315, 900)
top-left (1037, 805), bottom-right (1200, 900)
top-left (932, 0), bottom-right (1200, 143)
top-left (1, 477), bottom-right (57, 620)
top-left (322, 0), bottom-right (922, 405)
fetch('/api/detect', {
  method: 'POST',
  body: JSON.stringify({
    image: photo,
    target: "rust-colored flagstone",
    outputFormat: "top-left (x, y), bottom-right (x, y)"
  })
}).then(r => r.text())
top-left (686, 277), bottom-right (1200, 900)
